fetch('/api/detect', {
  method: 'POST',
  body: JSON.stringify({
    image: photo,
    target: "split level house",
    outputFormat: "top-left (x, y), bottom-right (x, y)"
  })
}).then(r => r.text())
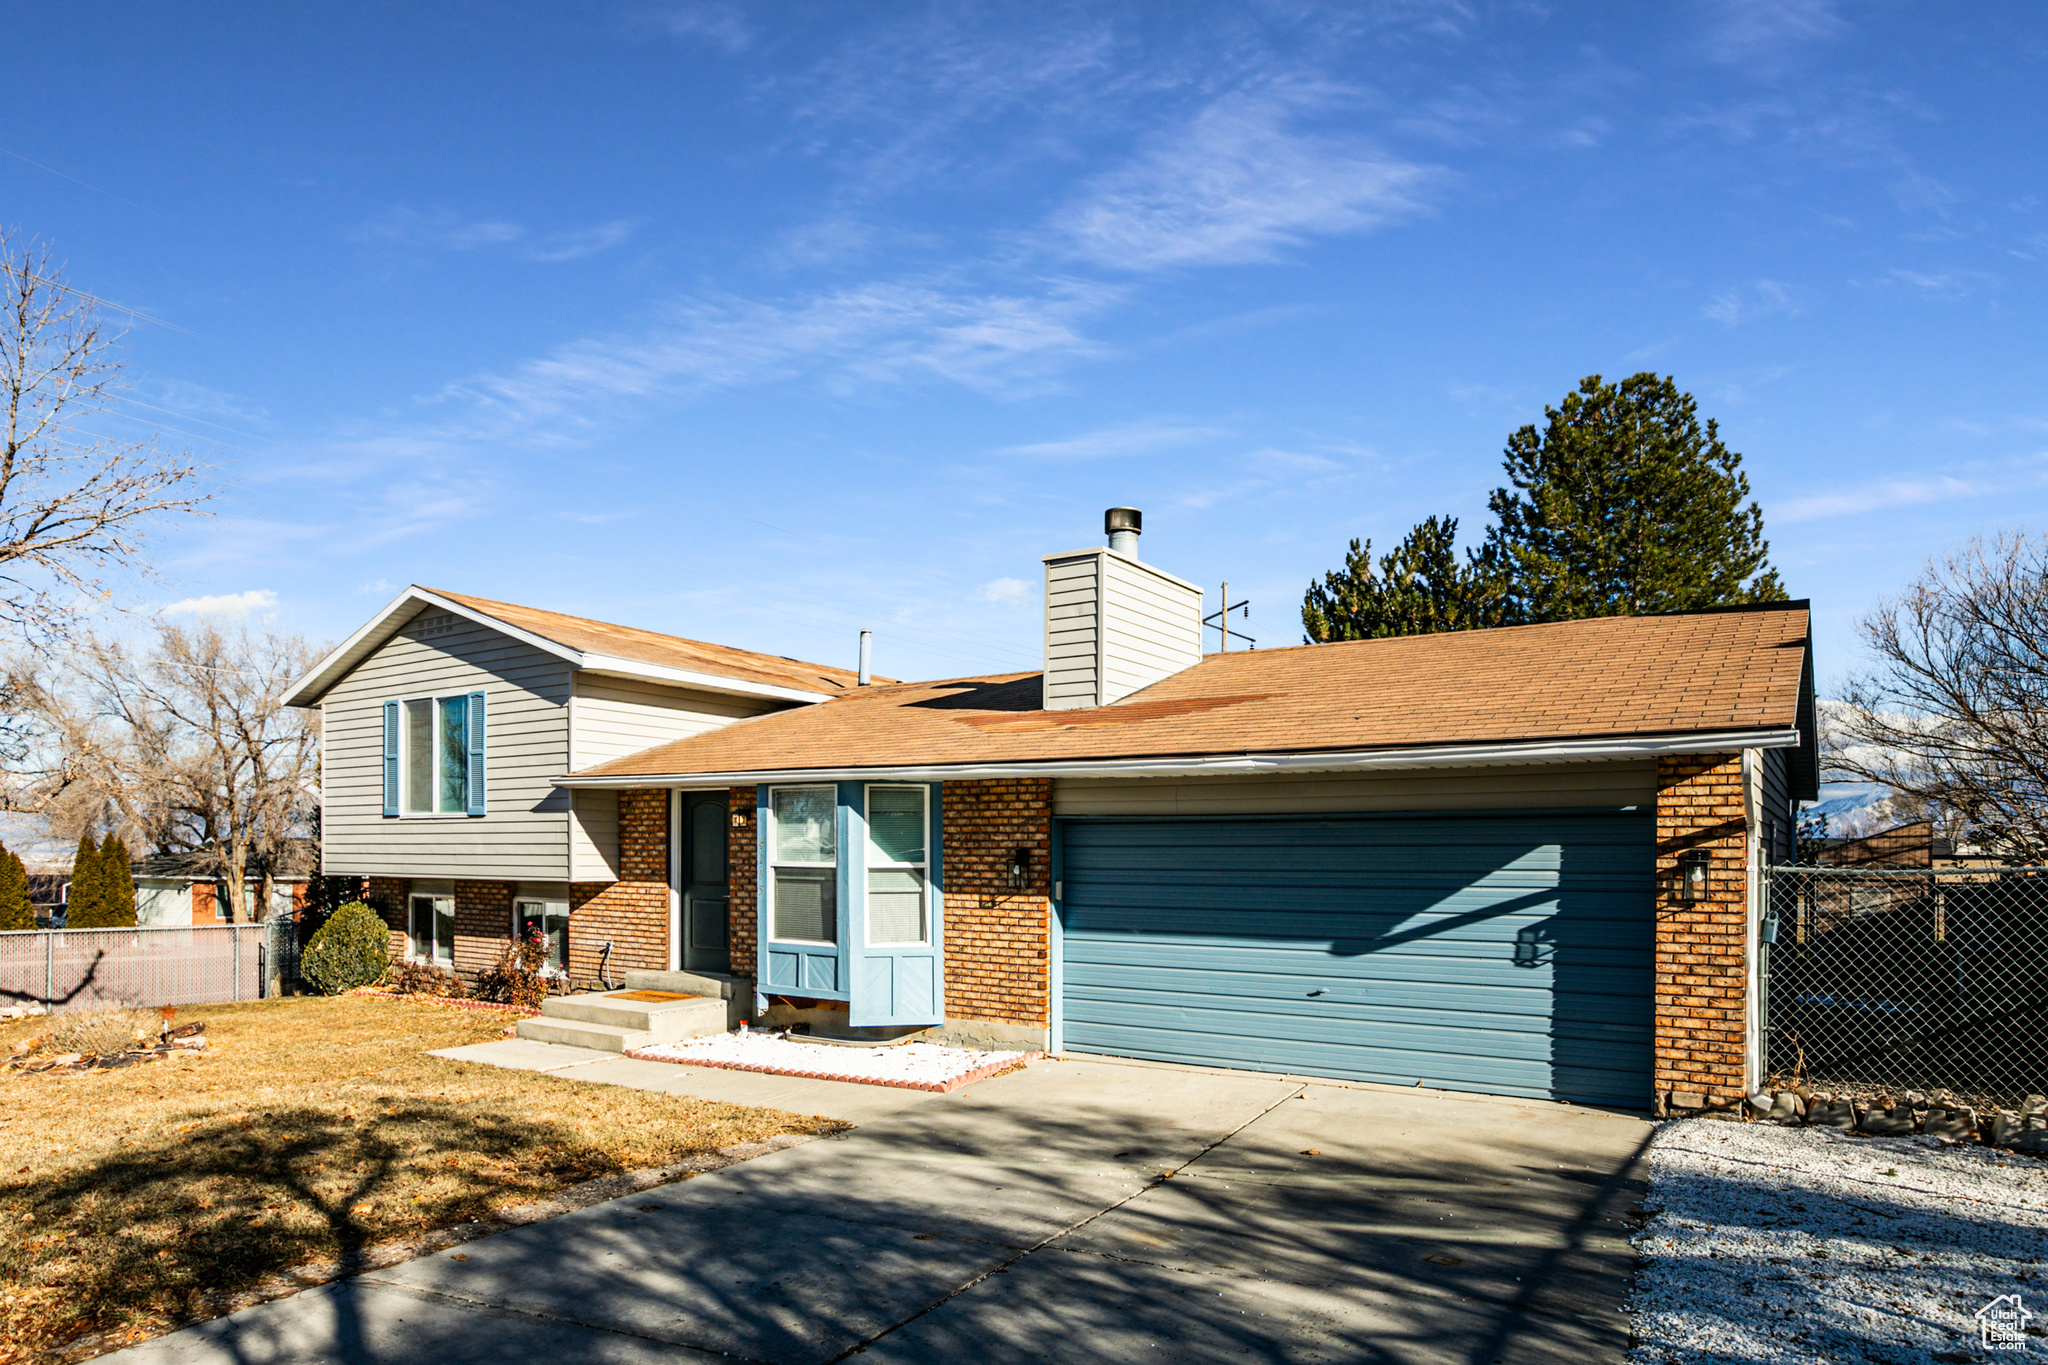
top-left (286, 509), bottom-right (1817, 1114)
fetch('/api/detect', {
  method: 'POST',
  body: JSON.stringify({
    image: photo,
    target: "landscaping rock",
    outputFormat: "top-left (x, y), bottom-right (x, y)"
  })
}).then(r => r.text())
top-left (1746, 1092), bottom-right (1775, 1117)
top-left (1808, 1098), bottom-right (1857, 1130)
top-left (1923, 1107), bottom-right (1977, 1141)
top-left (1990, 1111), bottom-right (2026, 1148)
top-left (1859, 1105), bottom-right (1918, 1137)
top-left (1767, 1091), bottom-right (1806, 1125)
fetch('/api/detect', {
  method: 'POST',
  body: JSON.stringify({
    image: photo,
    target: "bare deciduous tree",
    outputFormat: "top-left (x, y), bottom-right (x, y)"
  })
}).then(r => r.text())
top-left (1831, 531), bottom-right (2048, 861)
top-left (0, 229), bottom-right (207, 642)
top-left (7, 622), bottom-right (321, 919)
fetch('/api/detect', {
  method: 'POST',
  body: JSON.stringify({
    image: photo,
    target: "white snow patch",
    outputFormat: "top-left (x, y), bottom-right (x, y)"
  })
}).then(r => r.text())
top-left (1630, 1119), bottom-right (2048, 1363)
top-left (630, 1030), bottom-right (1033, 1091)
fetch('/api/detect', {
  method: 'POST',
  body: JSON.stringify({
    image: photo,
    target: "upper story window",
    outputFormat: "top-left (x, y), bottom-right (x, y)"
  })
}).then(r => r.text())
top-left (768, 785), bottom-right (836, 944)
top-left (382, 692), bottom-right (486, 818)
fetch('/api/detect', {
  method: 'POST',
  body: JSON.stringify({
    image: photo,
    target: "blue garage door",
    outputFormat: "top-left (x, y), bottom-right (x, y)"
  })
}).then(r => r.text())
top-left (1059, 811), bottom-right (1655, 1107)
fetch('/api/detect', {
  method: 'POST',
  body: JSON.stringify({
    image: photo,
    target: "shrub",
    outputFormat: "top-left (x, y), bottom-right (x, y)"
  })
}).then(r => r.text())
top-left (474, 931), bottom-right (552, 1010)
top-left (97, 834), bottom-right (136, 926)
top-left (300, 900), bottom-right (391, 995)
top-left (50, 1007), bottom-right (159, 1058)
top-left (392, 959), bottom-right (467, 998)
top-left (0, 843), bottom-right (33, 932)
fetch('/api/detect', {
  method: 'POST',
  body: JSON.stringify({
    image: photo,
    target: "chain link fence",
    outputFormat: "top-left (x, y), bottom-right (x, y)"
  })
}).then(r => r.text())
top-left (1760, 864), bottom-right (2048, 1108)
top-left (0, 924), bottom-right (272, 1015)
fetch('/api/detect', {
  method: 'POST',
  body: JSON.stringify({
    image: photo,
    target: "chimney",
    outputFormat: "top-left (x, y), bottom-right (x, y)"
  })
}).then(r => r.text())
top-left (857, 630), bottom-right (872, 686)
top-left (1041, 507), bottom-right (1203, 710)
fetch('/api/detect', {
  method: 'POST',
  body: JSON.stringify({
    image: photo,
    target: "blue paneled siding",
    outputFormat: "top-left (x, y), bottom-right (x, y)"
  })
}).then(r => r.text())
top-left (1059, 812), bottom-right (1655, 1106)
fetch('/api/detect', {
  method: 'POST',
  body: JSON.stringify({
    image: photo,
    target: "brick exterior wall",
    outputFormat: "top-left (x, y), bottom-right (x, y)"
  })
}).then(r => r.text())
top-left (728, 786), bottom-right (757, 980)
top-left (940, 778), bottom-right (1053, 1028)
top-left (1654, 752), bottom-right (1750, 1113)
top-left (565, 787), bottom-right (670, 985)
top-left (365, 875), bottom-right (409, 961)
top-left (453, 880), bottom-right (513, 976)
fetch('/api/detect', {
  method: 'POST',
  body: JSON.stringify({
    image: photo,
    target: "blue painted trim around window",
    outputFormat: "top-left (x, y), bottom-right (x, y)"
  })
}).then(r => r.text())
top-left (929, 782), bottom-right (945, 1017)
top-left (1048, 815), bottom-right (1064, 1054)
top-left (754, 786), bottom-right (769, 1019)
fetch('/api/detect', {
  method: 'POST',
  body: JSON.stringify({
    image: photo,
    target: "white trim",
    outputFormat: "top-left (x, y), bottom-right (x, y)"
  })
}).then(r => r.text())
top-left (1040, 545), bottom-right (1204, 595)
top-left (552, 728), bottom-right (1804, 790)
top-left (285, 585), bottom-right (842, 708)
top-left (667, 789), bottom-right (682, 972)
top-left (1743, 748), bottom-right (1762, 1094)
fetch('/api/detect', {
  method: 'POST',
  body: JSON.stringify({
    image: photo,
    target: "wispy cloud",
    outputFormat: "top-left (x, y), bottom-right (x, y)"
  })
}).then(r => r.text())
top-left (980, 577), bottom-right (1032, 605)
top-left (448, 278), bottom-right (1120, 428)
top-left (1703, 279), bottom-right (1804, 326)
top-left (995, 420), bottom-right (1215, 460)
top-left (1701, 0), bottom-right (1848, 68)
top-left (1883, 267), bottom-right (1997, 300)
top-left (1775, 475), bottom-right (1989, 523)
top-left (1054, 88), bottom-right (1441, 271)
top-left (660, 2), bottom-right (753, 54)
top-left (162, 588), bottom-right (278, 619)
top-left (354, 209), bottom-right (639, 262)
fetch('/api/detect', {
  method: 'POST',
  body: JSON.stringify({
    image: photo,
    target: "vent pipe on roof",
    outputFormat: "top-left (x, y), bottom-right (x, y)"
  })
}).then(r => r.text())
top-left (858, 629), bottom-right (872, 686)
top-left (1105, 506), bottom-right (1142, 557)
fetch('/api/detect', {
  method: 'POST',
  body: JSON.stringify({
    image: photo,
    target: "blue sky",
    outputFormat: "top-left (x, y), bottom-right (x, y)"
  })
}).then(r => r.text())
top-left (3, 1), bottom-right (2043, 689)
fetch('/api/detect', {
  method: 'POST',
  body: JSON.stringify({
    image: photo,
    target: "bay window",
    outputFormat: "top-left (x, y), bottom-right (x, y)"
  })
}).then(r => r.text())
top-left (769, 785), bottom-right (837, 944)
top-left (865, 785), bottom-right (928, 945)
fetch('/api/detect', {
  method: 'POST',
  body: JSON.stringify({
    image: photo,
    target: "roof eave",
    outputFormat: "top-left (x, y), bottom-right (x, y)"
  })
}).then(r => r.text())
top-left (285, 587), bottom-right (841, 708)
top-left (551, 726), bottom-right (1803, 790)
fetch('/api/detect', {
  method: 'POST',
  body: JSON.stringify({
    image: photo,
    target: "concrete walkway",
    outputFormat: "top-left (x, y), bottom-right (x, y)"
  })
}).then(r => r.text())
top-left (426, 1037), bottom-right (943, 1125)
top-left (97, 1056), bottom-right (1653, 1365)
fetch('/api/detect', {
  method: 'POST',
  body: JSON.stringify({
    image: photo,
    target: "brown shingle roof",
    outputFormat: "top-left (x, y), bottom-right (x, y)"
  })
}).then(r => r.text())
top-left (428, 588), bottom-right (881, 696)
top-left (568, 604), bottom-right (1811, 779)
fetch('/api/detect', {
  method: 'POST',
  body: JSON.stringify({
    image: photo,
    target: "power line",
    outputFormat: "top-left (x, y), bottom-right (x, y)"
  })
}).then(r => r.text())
top-left (0, 146), bottom-right (184, 226)
top-left (0, 260), bottom-right (201, 338)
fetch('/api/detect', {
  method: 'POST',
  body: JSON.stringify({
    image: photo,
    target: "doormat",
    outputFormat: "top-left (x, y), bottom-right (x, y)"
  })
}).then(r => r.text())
top-left (627, 1031), bottom-right (1038, 1092)
top-left (608, 990), bottom-right (700, 1002)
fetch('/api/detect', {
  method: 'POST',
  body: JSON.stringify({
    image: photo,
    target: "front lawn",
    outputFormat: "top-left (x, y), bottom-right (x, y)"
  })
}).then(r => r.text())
top-left (0, 996), bottom-right (836, 1362)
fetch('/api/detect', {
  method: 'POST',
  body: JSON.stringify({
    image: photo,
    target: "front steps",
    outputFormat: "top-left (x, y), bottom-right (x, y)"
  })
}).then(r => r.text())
top-left (622, 969), bottom-right (753, 1030)
top-left (515, 987), bottom-right (727, 1053)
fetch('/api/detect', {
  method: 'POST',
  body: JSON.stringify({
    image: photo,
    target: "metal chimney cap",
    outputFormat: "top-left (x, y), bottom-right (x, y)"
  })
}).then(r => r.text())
top-left (1104, 507), bottom-right (1142, 537)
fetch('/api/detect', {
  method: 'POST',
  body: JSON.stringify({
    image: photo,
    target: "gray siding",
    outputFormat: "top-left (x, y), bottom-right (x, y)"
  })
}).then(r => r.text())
top-left (1053, 761), bottom-right (1658, 818)
top-left (1099, 552), bottom-right (1203, 705)
top-left (1042, 553), bottom-right (1101, 710)
top-left (1759, 746), bottom-right (1794, 864)
top-left (569, 789), bottom-right (620, 882)
top-left (320, 606), bottom-right (573, 880)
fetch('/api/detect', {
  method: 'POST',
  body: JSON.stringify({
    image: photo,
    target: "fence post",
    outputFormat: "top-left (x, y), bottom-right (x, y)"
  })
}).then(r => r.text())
top-left (44, 929), bottom-right (53, 1012)
top-left (233, 926), bottom-right (241, 1002)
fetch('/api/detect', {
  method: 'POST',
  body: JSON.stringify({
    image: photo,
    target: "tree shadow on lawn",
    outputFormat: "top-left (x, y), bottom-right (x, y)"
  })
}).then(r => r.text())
top-left (3, 1096), bottom-right (613, 1361)
top-left (181, 1092), bottom-right (1657, 1365)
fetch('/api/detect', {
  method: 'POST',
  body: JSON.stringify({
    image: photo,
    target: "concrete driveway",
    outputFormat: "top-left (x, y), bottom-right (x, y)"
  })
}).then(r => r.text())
top-left (99, 1057), bottom-right (1652, 1365)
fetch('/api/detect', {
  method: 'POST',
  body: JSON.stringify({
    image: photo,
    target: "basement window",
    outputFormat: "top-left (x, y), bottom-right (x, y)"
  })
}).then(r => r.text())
top-left (409, 891), bottom-right (454, 966)
top-left (768, 785), bottom-right (837, 945)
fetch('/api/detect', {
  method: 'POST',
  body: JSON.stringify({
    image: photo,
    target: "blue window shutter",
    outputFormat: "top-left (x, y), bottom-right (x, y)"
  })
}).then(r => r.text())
top-left (466, 691), bottom-right (487, 816)
top-left (381, 701), bottom-right (399, 817)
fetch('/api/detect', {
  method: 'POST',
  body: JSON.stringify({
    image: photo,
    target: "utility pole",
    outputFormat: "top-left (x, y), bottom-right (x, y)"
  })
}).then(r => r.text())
top-left (1204, 583), bottom-right (1254, 652)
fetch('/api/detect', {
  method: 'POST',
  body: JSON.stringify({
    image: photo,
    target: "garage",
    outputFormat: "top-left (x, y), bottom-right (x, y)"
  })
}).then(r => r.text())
top-left (1058, 810), bottom-right (1657, 1107)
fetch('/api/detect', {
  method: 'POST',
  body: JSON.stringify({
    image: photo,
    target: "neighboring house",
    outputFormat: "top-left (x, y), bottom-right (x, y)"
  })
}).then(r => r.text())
top-left (133, 842), bottom-right (317, 926)
top-left (293, 513), bottom-right (1818, 1114)
top-left (1811, 820), bottom-right (2003, 872)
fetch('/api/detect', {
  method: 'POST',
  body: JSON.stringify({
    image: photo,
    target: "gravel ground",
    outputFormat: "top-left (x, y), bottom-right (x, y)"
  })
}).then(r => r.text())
top-left (631, 1031), bottom-right (1032, 1089)
top-left (1629, 1119), bottom-right (2048, 1363)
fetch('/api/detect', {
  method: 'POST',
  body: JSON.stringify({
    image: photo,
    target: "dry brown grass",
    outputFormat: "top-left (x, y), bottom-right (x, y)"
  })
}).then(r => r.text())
top-left (0, 997), bottom-right (836, 1361)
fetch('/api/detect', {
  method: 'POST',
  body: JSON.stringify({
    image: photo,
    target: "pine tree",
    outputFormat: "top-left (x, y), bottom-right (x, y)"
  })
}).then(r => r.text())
top-left (1301, 516), bottom-right (1509, 642)
top-left (98, 833), bottom-right (136, 927)
top-left (65, 833), bottom-right (104, 927)
top-left (0, 843), bottom-right (33, 931)
top-left (1480, 373), bottom-right (1786, 620)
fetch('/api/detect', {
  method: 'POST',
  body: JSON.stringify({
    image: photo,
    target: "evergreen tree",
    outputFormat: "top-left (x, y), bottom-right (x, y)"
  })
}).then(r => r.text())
top-left (1300, 373), bottom-right (1788, 640)
top-left (1481, 373), bottom-right (1785, 620)
top-left (98, 833), bottom-right (136, 927)
top-left (0, 843), bottom-right (33, 931)
top-left (1301, 516), bottom-right (1509, 642)
top-left (65, 833), bottom-right (104, 927)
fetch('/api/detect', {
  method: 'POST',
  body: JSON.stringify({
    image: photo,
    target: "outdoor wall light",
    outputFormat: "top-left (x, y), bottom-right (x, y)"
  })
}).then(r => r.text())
top-left (1676, 849), bottom-right (1711, 904)
top-left (1007, 847), bottom-right (1031, 891)
top-left (730, 809), bottom-right (750, 828)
